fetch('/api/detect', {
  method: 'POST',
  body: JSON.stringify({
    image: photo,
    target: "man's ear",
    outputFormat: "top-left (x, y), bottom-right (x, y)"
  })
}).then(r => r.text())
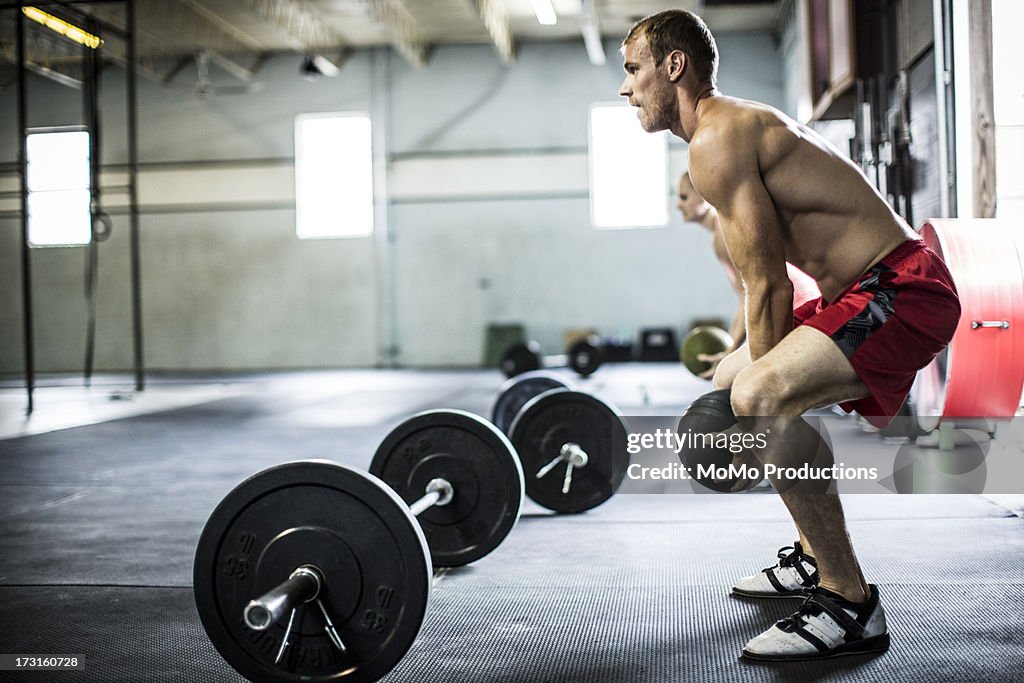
top-left (667, 50), bottom-right (686, 82)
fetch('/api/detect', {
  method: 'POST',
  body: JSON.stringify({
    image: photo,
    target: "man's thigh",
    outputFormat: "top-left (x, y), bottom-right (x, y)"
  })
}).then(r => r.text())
top-left (733, 327), bottom-right (870, 415)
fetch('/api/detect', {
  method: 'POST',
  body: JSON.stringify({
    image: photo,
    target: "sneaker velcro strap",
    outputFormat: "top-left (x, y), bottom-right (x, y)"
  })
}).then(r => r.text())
top-left (770, 545), bottom-right (818, 588)
top-left (768, 545), bottom-right (797, 572)
top-left (763, 566), bottom-right (788, 592)
top-left (805, 593), bottom-right (866, 639)
top-left (792, 558), bottom-right (815, 584)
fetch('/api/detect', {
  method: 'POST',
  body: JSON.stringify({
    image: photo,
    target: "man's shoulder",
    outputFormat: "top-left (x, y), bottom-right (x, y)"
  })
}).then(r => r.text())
top-left (689, 103), bottom-right (764, 168)
top-left (698, 97), bottom-right (774, 137)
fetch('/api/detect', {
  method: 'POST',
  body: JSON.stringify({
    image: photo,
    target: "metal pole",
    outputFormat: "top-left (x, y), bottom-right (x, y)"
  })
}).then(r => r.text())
top-left (16, 1), bottom-right (36, 415)
top-left (83, 19), bottom-right (101, 387)
top-left (126, 0), bottom-right (145, 392)
top-left (370, 47), bottom-right (398, 367)
top-left (933, 0), bottom-right (953, 217)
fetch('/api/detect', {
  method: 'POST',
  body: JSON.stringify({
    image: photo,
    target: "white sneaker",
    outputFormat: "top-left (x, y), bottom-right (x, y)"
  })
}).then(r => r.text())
top-left (742, 584), bottom-right (890, 661)
top-left (732, 542), bottom-right (819, 598)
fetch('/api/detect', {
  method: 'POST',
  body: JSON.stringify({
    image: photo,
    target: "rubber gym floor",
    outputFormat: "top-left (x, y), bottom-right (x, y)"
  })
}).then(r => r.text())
top-left (1, 365), bottom-right (1022, 683)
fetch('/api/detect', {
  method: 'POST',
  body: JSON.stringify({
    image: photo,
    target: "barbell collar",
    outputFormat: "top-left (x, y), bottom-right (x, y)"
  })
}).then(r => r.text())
top-left (560, 442), bottom-right (589, 469)
top-left (408, 478), bottom-right (454, 516)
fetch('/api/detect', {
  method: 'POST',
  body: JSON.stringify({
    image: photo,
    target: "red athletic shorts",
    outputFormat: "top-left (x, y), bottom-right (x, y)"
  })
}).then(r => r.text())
top-left (792, 239), bottom-right (961, 428)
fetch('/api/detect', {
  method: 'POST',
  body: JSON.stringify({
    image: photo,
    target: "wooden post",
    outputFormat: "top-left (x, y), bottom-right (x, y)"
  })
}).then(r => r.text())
top-left (969, 0), bottom-right (996, 218)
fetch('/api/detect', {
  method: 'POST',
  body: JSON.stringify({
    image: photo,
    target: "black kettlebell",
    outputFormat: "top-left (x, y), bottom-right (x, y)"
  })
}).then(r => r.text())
top-left (676, 389), bottom-right (762, 492)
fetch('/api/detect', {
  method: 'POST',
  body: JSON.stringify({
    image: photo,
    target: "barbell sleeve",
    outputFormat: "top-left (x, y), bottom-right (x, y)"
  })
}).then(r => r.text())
top-left (244, 565), bottom-right (322, 631)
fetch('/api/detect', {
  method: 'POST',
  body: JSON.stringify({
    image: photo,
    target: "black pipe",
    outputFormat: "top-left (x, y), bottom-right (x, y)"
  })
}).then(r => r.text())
top-left (16, 2), bottom-right (35, 415)
top-left (126, 0), bottom-right (144, 392)
top-left (83, 20), bottom-right (101, 387)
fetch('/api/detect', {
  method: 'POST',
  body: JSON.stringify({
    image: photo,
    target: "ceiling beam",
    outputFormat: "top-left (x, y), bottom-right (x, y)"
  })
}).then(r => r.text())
top-left (159, 0), bottom-right (264, 79)
top-left (241, 0), bottom-right (345, 52)
top-left (0, 4), bottom-right (261, 85)
top-left (25, 60), bottom-right (83, 89)
top-left (364, 0), bottom-right (430, 68)
top-left (0, 25), bottom-right (85, 88)
top-left (0, 20), bottom-right (171, 84)
top-left (177, 0), bottom-right (269, 51)
top-left (472, 0), bottom-right (515, 65)
top-left (76, 0), bottom-right (267, 80)
top-left (246, 0), bottom-right (428, 68)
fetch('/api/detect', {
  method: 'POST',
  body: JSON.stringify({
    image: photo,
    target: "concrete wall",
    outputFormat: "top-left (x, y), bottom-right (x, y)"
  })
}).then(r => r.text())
top-left (0, 33), bottom-right (784, 374)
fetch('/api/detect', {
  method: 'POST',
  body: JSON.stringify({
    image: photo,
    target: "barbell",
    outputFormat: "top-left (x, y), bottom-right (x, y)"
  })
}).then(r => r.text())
top-left (193, 410), bottom-right (524, 683)
top-left (490, 370), bottom-right (630, 513)
top-left (500, 337), bottom-right (604, 378)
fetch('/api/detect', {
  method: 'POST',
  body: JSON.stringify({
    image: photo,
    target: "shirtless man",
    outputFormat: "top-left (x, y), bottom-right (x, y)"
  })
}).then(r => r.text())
top-left (621, 11), bottom-right (960, 660)
top-left (677, 172), bottom-right (821, 377)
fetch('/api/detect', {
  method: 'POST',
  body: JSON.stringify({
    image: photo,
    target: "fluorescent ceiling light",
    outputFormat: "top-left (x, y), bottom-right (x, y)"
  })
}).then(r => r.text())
top-left (23, 6), bottom-right (103, 49)
top-left (531, 0), bottom-right (558, 26)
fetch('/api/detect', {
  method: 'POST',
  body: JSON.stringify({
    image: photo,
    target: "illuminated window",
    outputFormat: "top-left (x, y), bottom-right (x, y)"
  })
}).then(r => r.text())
top-left (295, 113), bottom-right (374, 239)
top-left (26, 129), bottom-right (91, 247)
top-left (589, 104), bottom-right (668, 229)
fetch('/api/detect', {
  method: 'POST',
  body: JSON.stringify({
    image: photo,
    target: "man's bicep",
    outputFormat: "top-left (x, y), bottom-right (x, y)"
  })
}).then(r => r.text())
top-left (689, 125), bottom-right (787, 281)
top-left (717, 178), bottom-right (786, 282)
top-left (688, 155), bottom-right (741, 214)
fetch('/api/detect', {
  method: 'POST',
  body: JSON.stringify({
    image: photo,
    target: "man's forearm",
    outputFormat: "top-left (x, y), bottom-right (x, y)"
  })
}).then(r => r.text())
top-left (744, 283), bottom-right (794, 360)
top-left (728, 302), bottom-right (747, 351)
